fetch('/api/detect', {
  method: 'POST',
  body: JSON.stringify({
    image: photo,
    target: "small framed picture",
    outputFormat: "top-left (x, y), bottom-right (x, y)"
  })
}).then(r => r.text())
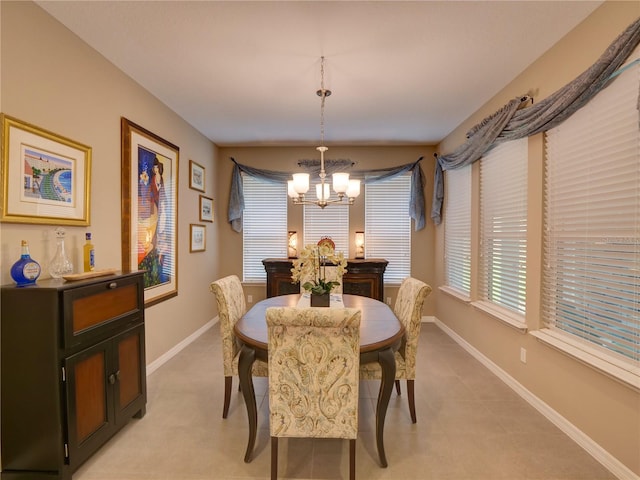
top-left (189, 160), bottom-right (205, 192)
top-left (199, 195), bottom-right (214, 222)
top-left (190, 223), bottom-right (206, 252)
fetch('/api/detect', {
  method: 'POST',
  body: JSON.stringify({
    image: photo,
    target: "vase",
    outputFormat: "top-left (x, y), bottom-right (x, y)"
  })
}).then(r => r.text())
top-left (310, 292), bottom-right (330, 307)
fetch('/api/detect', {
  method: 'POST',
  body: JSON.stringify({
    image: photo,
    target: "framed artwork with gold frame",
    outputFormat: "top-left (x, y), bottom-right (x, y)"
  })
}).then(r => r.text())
top-left (189, 160), bottom-right (205, 192)
top-left (1, 114), bottom-right (91, 225)
top-left (199, 195), bottom-right (213, 222)
top-left (190, 224), bottom-right (206, 252)
top-left (121, 117), bottom-right (179, 307)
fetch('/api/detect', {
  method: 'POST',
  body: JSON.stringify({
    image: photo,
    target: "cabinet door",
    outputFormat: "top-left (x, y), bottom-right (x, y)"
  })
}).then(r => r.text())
top-left (113, 324), bottom-right (147, 424)
top-left (64, 337), bottom-right (115, 471)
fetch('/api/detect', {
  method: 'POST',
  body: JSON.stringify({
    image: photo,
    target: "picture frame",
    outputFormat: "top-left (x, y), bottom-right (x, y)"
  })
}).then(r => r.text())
top-left (190, 224), bottom-right (206, 252)
top-left (199, 195), bottom-right (214, 222)
top-left (189, 160), bottom-right (205, 192)
top-left (121, 117), bottom-right (179, 307)
top-left (1, 114), bottom-right (91, 225)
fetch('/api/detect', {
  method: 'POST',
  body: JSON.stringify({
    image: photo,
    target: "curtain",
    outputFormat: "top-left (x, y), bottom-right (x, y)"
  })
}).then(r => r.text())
top-left (431, 15), bottom-right (640, 225)
top-left (228, 157), bottom-right (426, 233)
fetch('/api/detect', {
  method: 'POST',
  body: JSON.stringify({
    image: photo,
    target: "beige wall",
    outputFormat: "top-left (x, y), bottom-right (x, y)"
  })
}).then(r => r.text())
top-left (434, 2), bottom-right (640, 475)
top-left (217, 145), bottom-right (437, 311)
top-left (2, 0), bottom-right (639, 476)
top-left (0, 1), bottom-right (219, 364)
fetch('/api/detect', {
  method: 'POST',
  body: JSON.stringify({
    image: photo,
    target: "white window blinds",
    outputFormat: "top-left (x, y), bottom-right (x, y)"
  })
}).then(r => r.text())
top-left (303, 202), bottom-right (349, 256)
top-left (365, 173), bottom-right (411, 283)
top-left (444, 166), bottom-right (472, 296)
top-left (242, 175), bottom-right (287, 282)
top-left (543, 54), bottom-right (640, 364)
top-left (479, 138), bottom-right (528, 316)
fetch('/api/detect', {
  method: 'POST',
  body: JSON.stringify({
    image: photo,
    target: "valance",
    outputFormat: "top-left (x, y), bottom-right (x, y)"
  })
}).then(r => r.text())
top-left (228, 157), bottom-right (426, 233)
top-left (431, 16), bottom-right (640, 225)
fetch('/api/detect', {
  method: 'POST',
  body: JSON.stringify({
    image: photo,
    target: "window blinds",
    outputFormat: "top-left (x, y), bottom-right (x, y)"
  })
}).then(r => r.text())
top-left (365, 173), bottom-right (412, 283)
top-left (242, 175), bottom-right (287, 282)
top-left (303, 201), bottom-right (349, 256)
top-left (479, 138), bottom-right (528, 316)
top-left (543, 55), bottom-right (639, 363)
top-left (444, 166), bottom-right (472, 295)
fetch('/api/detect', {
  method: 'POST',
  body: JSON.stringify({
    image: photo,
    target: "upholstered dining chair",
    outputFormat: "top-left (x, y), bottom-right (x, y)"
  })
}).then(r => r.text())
top-left (266, 306), bottom-right (361, 480)
top-left (359, 276), bottom-right (432, 423)
top-left (210, 275), bottom-right (268, 418)
top-left (299, 265), bottom-right (343, 294)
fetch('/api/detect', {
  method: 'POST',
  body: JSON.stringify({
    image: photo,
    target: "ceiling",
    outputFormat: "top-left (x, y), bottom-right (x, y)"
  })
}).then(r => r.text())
top-left (36, 1), bottom-right (603, 147)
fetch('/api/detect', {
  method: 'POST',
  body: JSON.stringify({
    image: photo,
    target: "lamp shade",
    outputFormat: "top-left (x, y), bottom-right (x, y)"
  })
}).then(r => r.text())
top-left (292, 173), bottom-right (310, 194)
top-left (332, 172), bottom-right (350, 194)
top-left (287, 180), bottom-right (297, 198)
top-left (316, 183), bottom-right (330, 201)
top-left (346, 179), bottom-right (361, 198)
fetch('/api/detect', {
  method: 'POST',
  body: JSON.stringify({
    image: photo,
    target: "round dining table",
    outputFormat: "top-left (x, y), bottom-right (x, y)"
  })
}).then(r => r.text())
top-left (234, 294), bottom-right (405, 468)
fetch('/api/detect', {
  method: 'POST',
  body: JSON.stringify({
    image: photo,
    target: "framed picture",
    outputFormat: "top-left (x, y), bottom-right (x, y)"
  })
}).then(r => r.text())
top-left (190, 224), bottom-right (206, 252)
top-left (121, 117), bottom-right (179, 307)
top-left (199, 195), bottom-right (214, 222)
top-left (189, 160), bottom-right (205, 192)
top-left (1, 114), bottom-right (91, 225)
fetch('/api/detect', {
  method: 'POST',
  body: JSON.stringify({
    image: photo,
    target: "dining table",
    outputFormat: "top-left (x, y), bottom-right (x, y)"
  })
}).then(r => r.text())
top-left (234, 293), bottom-right (405, 468)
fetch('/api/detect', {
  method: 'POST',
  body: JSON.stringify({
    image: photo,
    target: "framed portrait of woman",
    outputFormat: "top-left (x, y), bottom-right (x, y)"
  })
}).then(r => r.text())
top-left (121, 118), bottom-right (179, 307)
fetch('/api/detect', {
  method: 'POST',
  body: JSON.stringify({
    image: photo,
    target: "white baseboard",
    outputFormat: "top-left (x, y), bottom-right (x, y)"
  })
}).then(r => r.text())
top-left (146, 318), bottom-right (216, 376)
top-left (433, 318), bottom-right (638, 480)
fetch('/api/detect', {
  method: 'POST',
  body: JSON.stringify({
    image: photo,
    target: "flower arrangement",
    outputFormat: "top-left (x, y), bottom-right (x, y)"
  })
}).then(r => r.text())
top-left (291, 239), bottom-right (347, 295)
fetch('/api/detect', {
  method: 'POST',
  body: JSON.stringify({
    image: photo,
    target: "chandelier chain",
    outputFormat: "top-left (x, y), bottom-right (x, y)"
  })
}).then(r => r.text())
top-left (319, 56), bottom-right (326, 146)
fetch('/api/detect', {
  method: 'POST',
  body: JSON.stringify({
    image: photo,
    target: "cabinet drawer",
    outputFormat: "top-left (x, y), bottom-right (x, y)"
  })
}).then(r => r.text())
top-left (63, 276), bottom-right (143, 348)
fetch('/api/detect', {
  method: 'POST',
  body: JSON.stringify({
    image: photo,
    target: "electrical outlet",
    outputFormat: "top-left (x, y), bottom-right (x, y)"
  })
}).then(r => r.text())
top-left (520, 347), bottom-right (527, 364)
top-left (247, 294), bottom-right (253, 304)
top-left (386, 297), bottom-right (392, 305)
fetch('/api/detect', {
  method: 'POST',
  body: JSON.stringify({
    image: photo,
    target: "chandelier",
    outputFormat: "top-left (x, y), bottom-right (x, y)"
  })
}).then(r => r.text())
top-left (288, 57), bottom-right (361, 208)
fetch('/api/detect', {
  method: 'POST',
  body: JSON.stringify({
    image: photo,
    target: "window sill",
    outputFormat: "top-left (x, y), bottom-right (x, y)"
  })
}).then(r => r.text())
top-left (471, 300), bottom-right (527, 333)
top-left (438, 285), bottom-right (471, 303)
top-left (531, 329), bottom-right (640, 392)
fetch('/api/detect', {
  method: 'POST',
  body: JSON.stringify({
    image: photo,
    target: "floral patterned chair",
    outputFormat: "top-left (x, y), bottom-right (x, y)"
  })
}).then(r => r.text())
top-left (266, 306), bottom-right (361, 480)
top-left (359, 276), bottom-right (432, 423)
top-left (210, 275), bottom-right (268, 418)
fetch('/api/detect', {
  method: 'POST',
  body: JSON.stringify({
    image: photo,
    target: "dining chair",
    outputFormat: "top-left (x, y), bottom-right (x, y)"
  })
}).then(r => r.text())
top-left (299, 265), bottom-right (343, 294)
top-left (266, 306), bottom-right (361, 480)
top-left (359, 276), bottom-right (432, 423)
top-left (210, 275), bottom-right (268, 419)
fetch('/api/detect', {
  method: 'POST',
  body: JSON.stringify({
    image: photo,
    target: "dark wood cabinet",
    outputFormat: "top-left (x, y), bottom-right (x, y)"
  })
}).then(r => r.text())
top-left (263, 258), bottom-right (388, 302)
top-left (1, 271), bottom-right (146, 480)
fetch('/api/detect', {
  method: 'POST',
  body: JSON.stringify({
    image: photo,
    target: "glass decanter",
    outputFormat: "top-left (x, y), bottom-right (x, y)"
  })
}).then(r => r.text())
top-left (49, 227), bottom-right (74, 278)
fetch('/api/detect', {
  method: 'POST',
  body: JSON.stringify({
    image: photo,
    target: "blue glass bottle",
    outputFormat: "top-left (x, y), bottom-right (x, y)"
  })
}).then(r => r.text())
top-left (10, 240), bottom-right (41, 286)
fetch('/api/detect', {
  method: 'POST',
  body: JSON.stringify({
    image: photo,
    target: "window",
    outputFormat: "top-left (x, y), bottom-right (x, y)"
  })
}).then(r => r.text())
top-left (242, 175), bottom-right (287, 282)
top-left (479, 138), bottom-right (528, 317)
top-left (303, 202), bottom-right (349, 255)
top-left (444, 166), bottom-right (471, 296)
top-left (365, 173), bottom-right (411, 283)
top-left (542, 52), bottom-right (639, 371)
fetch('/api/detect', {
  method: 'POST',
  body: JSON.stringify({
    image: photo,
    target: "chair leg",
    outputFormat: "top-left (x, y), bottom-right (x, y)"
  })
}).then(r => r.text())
top-left (271, 437), bottom-right (278, 480)
top-left (394, 379), bottom-right (401, 396)
top-left (407, 379), bottom-right (417, 423)
top-left (349, 439), bottom-right (356, 480)
top-left (223, 376), bottom-right (232, 419)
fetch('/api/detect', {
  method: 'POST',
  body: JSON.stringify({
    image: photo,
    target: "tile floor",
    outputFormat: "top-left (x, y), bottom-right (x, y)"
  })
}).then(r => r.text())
top-left (74, 323), bottom-right (615, 480)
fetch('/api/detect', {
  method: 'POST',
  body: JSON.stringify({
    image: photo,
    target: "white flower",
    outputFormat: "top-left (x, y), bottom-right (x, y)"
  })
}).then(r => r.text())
top-left (291, 242), bottom-right (348, 294)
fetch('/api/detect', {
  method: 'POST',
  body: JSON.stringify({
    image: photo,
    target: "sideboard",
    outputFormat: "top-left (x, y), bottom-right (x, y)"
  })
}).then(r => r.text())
top-left (1, 271), bottom-right (146, 480)
top-left (262, 258), bottom-right (388, 302)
